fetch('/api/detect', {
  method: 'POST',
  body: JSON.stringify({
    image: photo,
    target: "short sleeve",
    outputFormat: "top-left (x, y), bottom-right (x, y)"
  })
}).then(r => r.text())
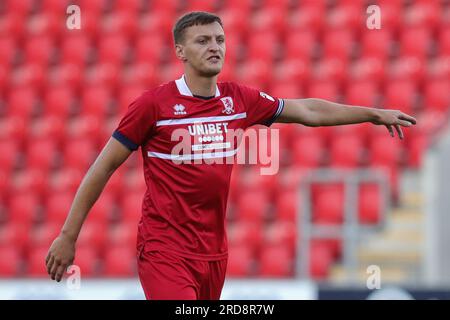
top-left (112, 91), bottom-right (156, 151)
top-left (236, 84), bottom-right (285, 128)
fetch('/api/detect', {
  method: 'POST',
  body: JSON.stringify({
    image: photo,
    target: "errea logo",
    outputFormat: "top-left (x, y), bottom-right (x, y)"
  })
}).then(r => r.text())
top-left (260, 92), bottom-right (275, 102)
top-left (174, 104), bottom-right (187, 115)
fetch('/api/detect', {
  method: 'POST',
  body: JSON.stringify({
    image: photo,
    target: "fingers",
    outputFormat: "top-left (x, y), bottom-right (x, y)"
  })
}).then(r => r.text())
top-left (397, 119), bottom-right (413, 127)
top-left (398, 113), bottom-right (417, 125)
top-left (50, 259), bottom-right (60, 280)
top-left (386, 125), bottom-right (394, 137)
top-left (46, 255), bottom-right (55, 274)
top-left (394, 124), bottom-right (404, 140)
top-left (55, 265), bottom-right (67, 282)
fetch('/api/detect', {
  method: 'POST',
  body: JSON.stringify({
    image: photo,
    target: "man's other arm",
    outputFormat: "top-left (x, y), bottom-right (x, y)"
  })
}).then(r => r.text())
top-left (276, 98), bottom-right (417, 139)
top-left (45, 137), bottom-right (132, 281)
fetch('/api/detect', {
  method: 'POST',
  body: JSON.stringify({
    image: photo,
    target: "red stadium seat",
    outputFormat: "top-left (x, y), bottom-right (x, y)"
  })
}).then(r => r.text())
top-left (135, 35), bottom-right (166, 64)
top-left (0, 223), bottom-right (29, 253)
top-left (369, 134), bottom-right (401, 168)
top-left (439, 28), bottom-right (450, 55)
top-left (24, 35), bottom-right (54, 66)
top-left (389, 56), bottom-right (426, 82)
top-left (6, 0), bottom-right (34, 16)
top-left (310, 240), bottom-right (334, 279)
top-left (236, 60), bottom-right (271, 90)
top-left (227, 244), bottom-right (254, 277)
top-left (361, 29), bottom-right (392, 60)
top-left (45, 193), bottom-right (75, 225)
top-left (427, 55), bottom-right (450, 80)
top-left (238, 166), bottom-right (277, 196)
top-left (259, 244), bottom-right (293, 277)
top-left (288, 3), bottom-right (324, 33)
top-left (312, 184), bottom-right (345, 224)
top-left (124, 168), bottom-right (147, 195)
top-left (383, 80), bottom-right (417, 115)
top-left (186, 0), bottom-right (217, 12)
top-left (235, 190), bottom-right (269, 223)
top-left (26, 138), bottom-right (57, 172)
top-left (330, 134), bottom-right (363, 168)
top-left (291, 135), bottom-right (324, 168)
top-left (42, 0), bottom-right (67, 15)
top-left (0, 246), bottom-right (21, 276)
top-left (101, 12), bottom-right (137, 38)
top-left (139, 11), bottom-right (174, 41)
top-left (218, 9), bottom-right (248, 36)
top-left (62, 137), bottom-right (97, 170)
top-left (113, 0), bottom-right (142, 14)
top-left (80, 86), bottom-right (111, 119)
top-left (313, 57), bottom-right (348, 83)
top-left (0, 37), bottom-right (16, 67)
top-left (350, 57), bottom-right (385, 83)
top-left (264, 221), bottom-right (297, 253)
top-left (108, 222), bottom-right (138, 250)
top-left (269, 81), bottom-right (302, 99)
top-left (103, 245), bottom-right (136, 277)
top-left (48, 168), bottom-right (83, 195)
top-left (8, 193), bottom-right (40, 226)
top-left (120, 193), bottom-right (144, 223)
top-left (43, 86), bottom-right (74, 119)
top-left (406, 132), bottom-right (429, 168)
top-left (97, 35), bottom-right (129, 66)
top-left (400, 27), bottom-right (431, 59)
top-left (345, 81), bottom-right (378, 107)
top-left (359, 184), bottom-right (381, 224)
top-left (84, 192), bottom-right (115, 226)
top-left (27, 246), bottom-right (51, 277)
top-left (246, 31), bottom-right (278, 62)
top-left (307, 80), bottom-right (339, 101)
top-left (326, 4), bottom-right (362, 30)
top-left (424, 79), bottom-right (450, 113)
top-left (273, 59), bottom-right (310, 85)
top-left (77, 222), bottom-right (108, 254)
top-left (285, 30), bottom-right (316, 60)
top-left (323, 29), bottom-right (355, 60)
top-left (7, 87), bottom-right (37, 119)
top-left (0, 140), bottom-right (19, 174)
top-left (274, 189), bottom-right (300, 222)
top-left (404, 2), bottom-right (440, 29)
top-left (251, 8), bottom-right (285, 37)
top-left (48, 63), bottom-right (84, 89)
top-left (60, 35), bottom-right (91, 66)
top-left (26, 13), bottom-right (60, 38)
top-left (224, 0), bottom-right (253, 16)
top-left (10, 169), bottom-right (47, 198)
top-left (30, 223), bottom-right (61, 249)
top-left (227, 221), bottom-right (263, 251)
top-left (72, 246), bottom-right (99, 277)
top-left (150, 0), bottom-right (179, 13)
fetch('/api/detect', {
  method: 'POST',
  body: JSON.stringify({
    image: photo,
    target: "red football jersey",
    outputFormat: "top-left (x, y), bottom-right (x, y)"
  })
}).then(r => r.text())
top-left (112, 75), bottom-right (284, 260)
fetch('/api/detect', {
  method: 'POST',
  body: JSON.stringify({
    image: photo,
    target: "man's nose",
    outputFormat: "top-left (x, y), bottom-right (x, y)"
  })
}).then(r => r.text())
top-left (209, 40), bottom-right (221, 51)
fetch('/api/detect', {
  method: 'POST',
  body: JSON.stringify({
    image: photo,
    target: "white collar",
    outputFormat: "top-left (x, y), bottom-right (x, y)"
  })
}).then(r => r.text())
top-left (175, 75), bottom-right (220, 97)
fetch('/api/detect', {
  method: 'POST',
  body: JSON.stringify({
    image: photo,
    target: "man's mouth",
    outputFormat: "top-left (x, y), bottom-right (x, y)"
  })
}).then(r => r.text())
top-left (207, 55), bottom-right (220, 62)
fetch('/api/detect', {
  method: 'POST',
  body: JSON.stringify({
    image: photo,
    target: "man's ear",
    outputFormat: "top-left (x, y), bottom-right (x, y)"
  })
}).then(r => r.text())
top-left (175, 44), bottom-right (187, 62)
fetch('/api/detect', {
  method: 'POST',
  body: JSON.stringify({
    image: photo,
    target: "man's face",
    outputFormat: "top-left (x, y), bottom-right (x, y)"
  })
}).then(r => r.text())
top-left (176, 22), bottom-right (226, 77)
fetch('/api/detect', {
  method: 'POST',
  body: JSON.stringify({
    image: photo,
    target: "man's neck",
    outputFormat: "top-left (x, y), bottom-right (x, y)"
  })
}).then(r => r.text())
top-left (184, 69), bottom-right (217, 97)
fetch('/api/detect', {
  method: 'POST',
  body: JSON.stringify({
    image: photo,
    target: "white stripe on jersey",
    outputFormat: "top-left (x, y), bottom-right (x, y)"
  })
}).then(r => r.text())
top-left (147, 149), bottom-right (238, 160)
top-left (156, 112), bottom-right (247, 126)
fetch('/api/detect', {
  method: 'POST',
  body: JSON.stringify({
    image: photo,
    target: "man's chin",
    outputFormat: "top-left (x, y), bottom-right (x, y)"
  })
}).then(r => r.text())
top-left (198, 66), bottom-right (222, 77)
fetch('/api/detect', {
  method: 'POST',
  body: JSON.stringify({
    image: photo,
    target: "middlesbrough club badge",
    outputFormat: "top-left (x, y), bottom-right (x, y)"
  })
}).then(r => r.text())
top-left (220, 97), bottom-right (234, 114)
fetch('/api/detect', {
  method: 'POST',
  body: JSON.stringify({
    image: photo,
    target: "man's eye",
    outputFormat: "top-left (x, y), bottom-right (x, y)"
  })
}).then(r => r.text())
top-left (217, 39), bottom-right (224, 43)
top-left (198, 40), bottom-right (206, 44)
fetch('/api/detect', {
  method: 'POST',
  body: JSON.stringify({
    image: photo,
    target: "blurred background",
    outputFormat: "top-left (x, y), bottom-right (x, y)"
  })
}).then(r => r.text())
top-left (0, 0), bottom-right (449, 299)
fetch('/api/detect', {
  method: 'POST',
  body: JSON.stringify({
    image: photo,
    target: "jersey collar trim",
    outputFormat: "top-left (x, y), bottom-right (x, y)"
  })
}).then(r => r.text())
top-left (175, 75), bottom-right (220, 98)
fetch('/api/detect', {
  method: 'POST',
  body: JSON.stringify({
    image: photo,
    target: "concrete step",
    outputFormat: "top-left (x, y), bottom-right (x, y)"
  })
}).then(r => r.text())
top-left (329, 265), bottom-right (409, 284)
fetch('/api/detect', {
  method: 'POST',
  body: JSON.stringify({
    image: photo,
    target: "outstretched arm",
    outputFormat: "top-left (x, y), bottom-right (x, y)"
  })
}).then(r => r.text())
top-left (45, 137), bottom-right (132, 282)
top-left (276, 98), bottom-right (417, 139)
